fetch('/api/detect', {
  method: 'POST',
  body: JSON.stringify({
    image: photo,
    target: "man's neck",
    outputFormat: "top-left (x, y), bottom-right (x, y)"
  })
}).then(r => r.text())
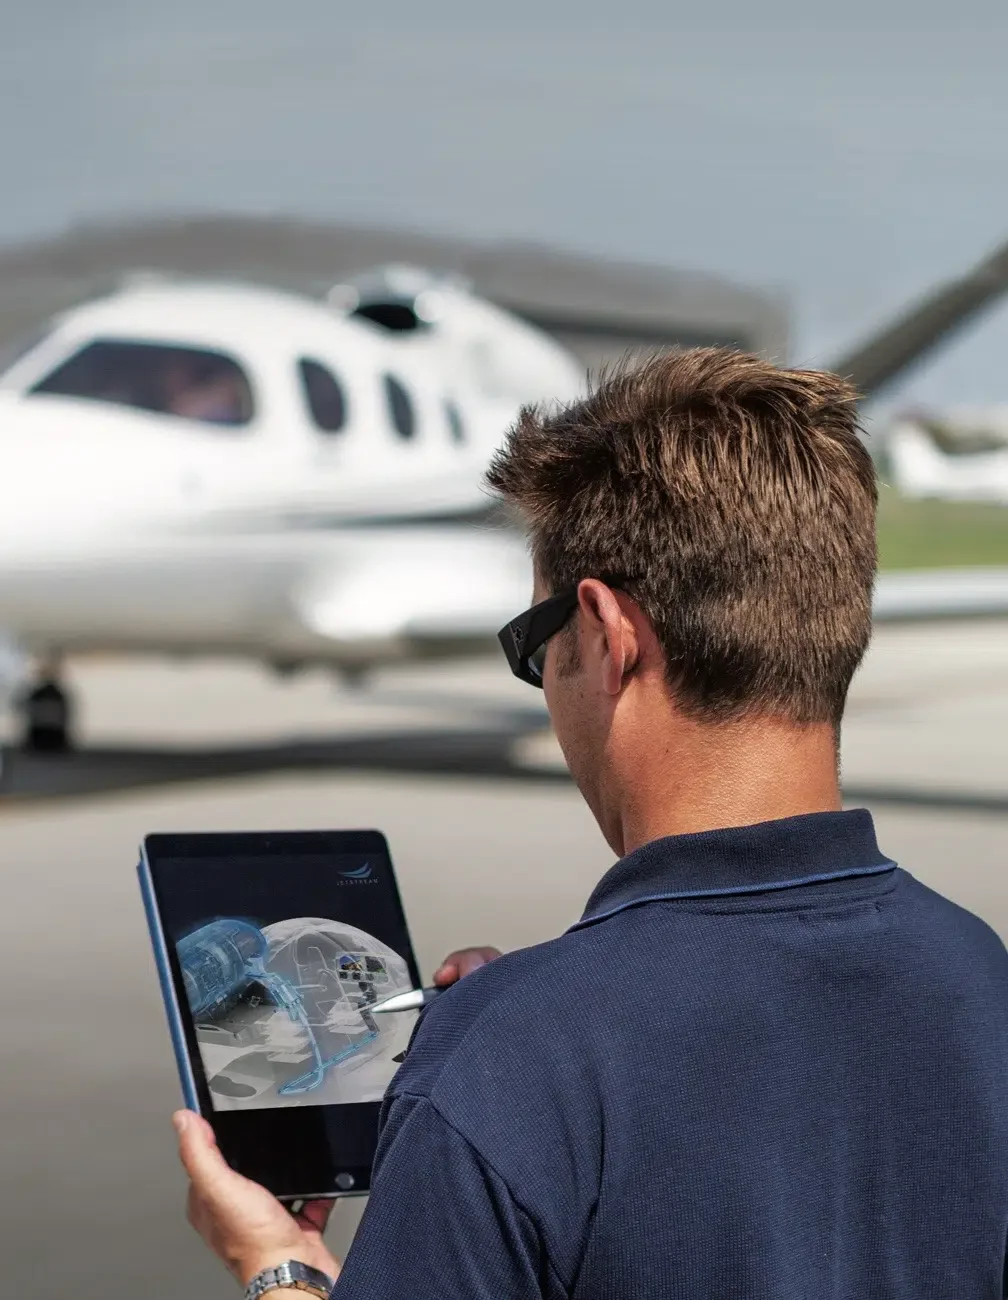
top-left (613, 715), bottom-right (842, 856)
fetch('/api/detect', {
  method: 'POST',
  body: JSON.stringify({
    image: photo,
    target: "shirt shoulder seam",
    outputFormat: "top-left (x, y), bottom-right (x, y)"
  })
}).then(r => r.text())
top-left (390, 1088), bottom-right (574, 1297)
top-left (399, 940), bottom-right (575, 1094)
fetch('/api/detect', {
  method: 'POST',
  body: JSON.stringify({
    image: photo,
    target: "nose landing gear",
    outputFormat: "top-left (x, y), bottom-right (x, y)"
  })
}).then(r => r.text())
top-left (17, 674), bottom-right (73, 753)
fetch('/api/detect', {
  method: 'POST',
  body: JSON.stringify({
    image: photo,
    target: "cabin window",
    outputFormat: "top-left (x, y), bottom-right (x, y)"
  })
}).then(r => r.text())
top-left (298, 358), bottom-right (347, 434)
top-left (29, 339), bottom-right (254, 427)
top-left (383, 374), bottom-right (416, 440)
top-left (444, 400), bottom-right (465, 444)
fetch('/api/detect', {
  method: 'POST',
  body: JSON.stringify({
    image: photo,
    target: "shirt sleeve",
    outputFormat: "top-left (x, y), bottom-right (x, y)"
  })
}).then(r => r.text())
top-left (330, 1093), bottom-right (554, 1300)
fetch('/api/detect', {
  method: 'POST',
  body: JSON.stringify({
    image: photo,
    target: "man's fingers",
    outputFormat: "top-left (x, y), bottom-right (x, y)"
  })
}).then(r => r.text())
top-left (174, 1110), bottom-right (232, 1195)
top-left (294, 1199), bottom-right (335, 1235)
top-left (433, 946), bottom-right (503, 984)
top-left (174, 1109), bottom-right (216, 1146)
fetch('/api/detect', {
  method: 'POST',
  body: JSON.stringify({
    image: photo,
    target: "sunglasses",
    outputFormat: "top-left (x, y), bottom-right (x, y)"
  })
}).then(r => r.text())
top-left (497, 588), bottom-right (579, 687)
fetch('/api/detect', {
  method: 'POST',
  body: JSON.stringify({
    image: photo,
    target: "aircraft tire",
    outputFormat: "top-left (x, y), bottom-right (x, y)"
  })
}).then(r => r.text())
top-left (19, 679), bottom-right (73, 754)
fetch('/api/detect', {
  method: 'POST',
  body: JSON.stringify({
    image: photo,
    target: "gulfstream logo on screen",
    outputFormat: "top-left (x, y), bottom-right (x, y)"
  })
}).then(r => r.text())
top-left (337, 862), bottom-right (376, 886)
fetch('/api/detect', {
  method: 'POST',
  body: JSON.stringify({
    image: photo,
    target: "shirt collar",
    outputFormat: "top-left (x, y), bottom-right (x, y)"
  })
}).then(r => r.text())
top-left (572, 808), bottom-right (896, 930)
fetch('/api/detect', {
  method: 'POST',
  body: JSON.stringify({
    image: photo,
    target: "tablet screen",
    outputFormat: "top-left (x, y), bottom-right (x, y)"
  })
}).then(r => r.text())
top-left (143, 831), bottom-right (422, 1196)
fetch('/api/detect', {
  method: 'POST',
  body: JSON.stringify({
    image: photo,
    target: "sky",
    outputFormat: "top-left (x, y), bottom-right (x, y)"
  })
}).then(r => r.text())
top-left (2, 0), bottom-right (1007, 407)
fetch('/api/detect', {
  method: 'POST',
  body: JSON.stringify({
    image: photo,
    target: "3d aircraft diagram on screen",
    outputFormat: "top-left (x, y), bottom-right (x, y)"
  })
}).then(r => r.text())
top-left (177, 915), bottom-right (413, 1108)
top-left (0, 238), bottom-right (1006, 752)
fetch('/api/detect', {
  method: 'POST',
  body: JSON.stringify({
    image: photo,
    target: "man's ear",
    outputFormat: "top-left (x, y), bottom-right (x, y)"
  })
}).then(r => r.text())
top-left (577, 579), bottom-right (640, 696)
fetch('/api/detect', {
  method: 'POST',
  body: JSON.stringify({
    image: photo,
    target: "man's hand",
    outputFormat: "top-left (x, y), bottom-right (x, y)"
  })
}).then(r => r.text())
top-left (174, 949), bottom-right (502, 1284)
top-left (174, 1110), bottom-right (341, 1288)
top-left (432, 946), bottom-right (503, 987)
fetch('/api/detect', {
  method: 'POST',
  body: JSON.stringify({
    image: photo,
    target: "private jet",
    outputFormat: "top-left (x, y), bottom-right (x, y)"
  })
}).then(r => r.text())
top-left (3, 231), bottom-right (1008, 754)
top-left (886, 412), bottom-right (1008, 503)
top-left (0, 276), bottom-right (580, 748)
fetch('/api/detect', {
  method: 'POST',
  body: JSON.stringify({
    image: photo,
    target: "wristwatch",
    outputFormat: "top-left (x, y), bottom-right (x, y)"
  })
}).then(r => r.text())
top-left (243, 1260), bottom-right (336, 1299)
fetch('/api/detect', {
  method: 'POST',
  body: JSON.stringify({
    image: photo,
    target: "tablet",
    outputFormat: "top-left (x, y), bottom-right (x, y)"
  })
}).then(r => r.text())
top-left (138, 830), bottom-right (422, 1200)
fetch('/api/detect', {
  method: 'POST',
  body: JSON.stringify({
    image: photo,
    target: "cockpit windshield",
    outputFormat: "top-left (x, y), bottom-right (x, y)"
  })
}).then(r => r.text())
top-left (29, 339), bottom-right (254, 427)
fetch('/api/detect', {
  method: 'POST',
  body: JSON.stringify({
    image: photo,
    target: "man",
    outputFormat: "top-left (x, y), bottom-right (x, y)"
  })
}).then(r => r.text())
top-left (176, 349), bottom-right (1008, 1298)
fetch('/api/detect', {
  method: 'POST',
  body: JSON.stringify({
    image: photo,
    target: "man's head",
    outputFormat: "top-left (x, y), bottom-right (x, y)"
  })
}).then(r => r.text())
top-left (488, 348), bottom-right (877, 849)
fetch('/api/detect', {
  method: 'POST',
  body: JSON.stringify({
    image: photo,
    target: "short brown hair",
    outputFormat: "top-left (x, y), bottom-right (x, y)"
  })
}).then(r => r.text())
top-left (486, 348), bottom-right (877, 727)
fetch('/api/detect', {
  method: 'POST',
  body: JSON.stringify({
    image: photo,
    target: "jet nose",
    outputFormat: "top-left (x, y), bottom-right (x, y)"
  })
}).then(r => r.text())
top-left (0, 399), bottom-right (190, 545)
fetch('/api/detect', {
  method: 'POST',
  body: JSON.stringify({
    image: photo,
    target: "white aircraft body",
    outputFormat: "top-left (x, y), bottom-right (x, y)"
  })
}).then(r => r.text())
top-left (0, 277), bottom-right (586, 745)
top-left (327, 264), bottom-right (585, 419)
top-left (886, 416), bottom-right (1008, 504)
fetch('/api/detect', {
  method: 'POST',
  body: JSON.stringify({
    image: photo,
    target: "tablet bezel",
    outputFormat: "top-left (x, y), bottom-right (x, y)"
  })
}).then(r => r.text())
top-left (139, 829), bottom-right (422, 1200)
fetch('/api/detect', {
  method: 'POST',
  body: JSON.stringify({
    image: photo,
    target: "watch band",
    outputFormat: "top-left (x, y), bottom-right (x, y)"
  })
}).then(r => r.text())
top-left (243, 1260), bottom-right (335, 1300)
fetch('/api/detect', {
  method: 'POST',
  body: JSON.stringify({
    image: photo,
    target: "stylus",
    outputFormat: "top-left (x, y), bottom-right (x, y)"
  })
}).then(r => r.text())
top-left (371, 987), bottom-right (441, 1014)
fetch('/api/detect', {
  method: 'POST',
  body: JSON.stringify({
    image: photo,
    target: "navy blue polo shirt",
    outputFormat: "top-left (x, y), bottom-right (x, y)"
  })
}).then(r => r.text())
top-left (332, 810), bottom-right (1008, 1299)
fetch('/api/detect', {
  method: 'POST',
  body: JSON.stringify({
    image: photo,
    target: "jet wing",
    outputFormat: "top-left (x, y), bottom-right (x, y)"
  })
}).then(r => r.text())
top-left (873, 568), bottom-right (1008, 623)
top-left (291, 526), bottom-right (534, 661)
top-left (291, 526), bottom-right (1008, 671)
top-left (829, 237), bottom-right (1008, 399)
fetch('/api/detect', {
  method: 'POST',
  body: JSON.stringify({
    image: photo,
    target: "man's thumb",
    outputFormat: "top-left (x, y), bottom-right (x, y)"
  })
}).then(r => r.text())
top-left (174, 1111), bottom-right (231, 1193)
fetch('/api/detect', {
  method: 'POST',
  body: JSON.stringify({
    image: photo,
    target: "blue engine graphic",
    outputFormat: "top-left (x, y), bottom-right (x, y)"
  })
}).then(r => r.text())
top-left (177, 918), bottom-right (386, 1097)
top-left (177, 919), bottom-right (267, 1018)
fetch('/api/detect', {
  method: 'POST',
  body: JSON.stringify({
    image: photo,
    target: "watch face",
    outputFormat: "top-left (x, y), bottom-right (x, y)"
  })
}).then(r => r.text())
top-left (286, 1261), bottom-right (335, 1296)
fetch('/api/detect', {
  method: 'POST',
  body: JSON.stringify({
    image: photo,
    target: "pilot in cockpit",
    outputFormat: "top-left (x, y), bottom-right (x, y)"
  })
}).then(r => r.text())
top-left (162, 354), bottom-right (247, 425)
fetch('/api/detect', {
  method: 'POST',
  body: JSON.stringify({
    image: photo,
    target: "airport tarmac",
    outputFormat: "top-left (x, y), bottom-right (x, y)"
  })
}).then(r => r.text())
top-left (2, 622), bottom-right (1007, 1297)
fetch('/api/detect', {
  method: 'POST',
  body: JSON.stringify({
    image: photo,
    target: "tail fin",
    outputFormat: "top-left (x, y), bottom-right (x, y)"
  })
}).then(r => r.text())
top-left (885, 421), bottom-right (953, 498)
